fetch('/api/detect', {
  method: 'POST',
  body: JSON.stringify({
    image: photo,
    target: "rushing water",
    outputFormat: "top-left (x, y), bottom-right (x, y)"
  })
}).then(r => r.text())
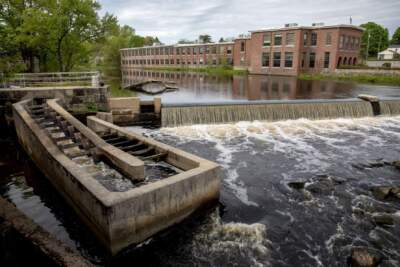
top-left (146, 116), bottom-right (400, 266)
top-left (2, 115), bottom-right (400, 266)
top-left (122, 70), bottom-right (400, 103)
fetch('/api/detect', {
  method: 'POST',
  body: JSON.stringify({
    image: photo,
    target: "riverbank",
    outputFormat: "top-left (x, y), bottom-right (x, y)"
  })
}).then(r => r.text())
top-left (299, 72), bottom-right (400, 86)
top-left (144, 66), bottom-right (248, 76)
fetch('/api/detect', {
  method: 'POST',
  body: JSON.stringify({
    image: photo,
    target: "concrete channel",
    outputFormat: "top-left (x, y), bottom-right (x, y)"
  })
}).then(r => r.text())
top-left (11, 97), bottom-right (221, 255)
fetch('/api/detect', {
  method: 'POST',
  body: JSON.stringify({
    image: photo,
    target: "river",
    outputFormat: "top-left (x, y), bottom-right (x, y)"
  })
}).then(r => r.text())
top-left (121, 70), bottom-right (400, 102)
top-left (1, 73), bottom-right (400, 266)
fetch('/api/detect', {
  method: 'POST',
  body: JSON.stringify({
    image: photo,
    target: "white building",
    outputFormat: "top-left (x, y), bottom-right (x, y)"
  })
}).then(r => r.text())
top-left (377, 45), bottom-right (400, 60)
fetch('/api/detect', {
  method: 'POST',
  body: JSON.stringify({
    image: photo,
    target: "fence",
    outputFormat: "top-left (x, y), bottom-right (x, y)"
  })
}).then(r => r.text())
top-left (7, 71), bottom-right (100, 88)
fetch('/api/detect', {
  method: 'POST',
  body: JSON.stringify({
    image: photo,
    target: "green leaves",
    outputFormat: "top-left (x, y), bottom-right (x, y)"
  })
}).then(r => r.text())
top-left (360, 22), bottom-right (390, 57)
top-left (0, 0), bottom-right (161, 76)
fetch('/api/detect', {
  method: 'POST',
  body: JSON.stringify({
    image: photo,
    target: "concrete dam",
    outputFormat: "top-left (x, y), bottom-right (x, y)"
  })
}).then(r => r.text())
top-left (160, 97), bottom-right (400, 127)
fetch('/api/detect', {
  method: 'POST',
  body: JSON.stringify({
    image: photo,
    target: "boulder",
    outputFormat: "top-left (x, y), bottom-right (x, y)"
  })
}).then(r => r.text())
top-left (305, 179), bottom-right (335, 194)
top-left (371, 187), bottom-right (392, 200)
top-left (392, 161), bottom-right (400, 170)
top-left (287, 181), bottom-right (306, 190)
top-left (372, 213), bottom-right (394, 227)
top-left (350, 247), bottom-right (382, 267)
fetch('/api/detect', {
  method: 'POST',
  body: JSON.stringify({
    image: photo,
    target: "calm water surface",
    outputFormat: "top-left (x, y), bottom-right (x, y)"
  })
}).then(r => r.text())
top-left (121, 70), bottom-right (400, 103)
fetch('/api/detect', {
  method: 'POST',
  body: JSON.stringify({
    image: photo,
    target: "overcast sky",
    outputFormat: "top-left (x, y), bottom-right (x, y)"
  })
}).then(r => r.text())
top-left (98, 0), bottom-right (400, 44)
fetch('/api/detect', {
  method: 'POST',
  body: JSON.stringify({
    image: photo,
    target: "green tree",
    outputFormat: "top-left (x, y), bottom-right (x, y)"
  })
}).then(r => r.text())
top-left (178, 39), bottom-right (194, 44)
top-left (391, 27), bottom-right (400, 45)
top-left (360, 22), bottom-right (389, 58)
top-left (199, 34), bottom-right (212, 43)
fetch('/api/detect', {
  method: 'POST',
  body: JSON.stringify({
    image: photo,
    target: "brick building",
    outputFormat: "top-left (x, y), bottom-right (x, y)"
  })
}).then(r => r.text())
top-left (121, 24), bottom-right (363, 76)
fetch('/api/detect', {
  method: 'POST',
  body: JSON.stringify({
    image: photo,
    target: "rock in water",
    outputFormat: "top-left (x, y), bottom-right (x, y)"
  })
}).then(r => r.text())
top-left (371, 187), bottom-right (391, 200)
top-left (372, 213), bottom-right (394, 227)
top-left (350, 247), bottom-right (382, 267)
top-left (392, 161), bottom-right (400, 170)
top-left (287, 181), bottom-right (305, 189)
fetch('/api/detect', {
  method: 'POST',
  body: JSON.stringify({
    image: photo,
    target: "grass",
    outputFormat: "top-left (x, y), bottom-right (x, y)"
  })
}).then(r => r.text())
top-left (299, 73), bottom-right (400, 86)
top-left (144, 66), bottom-right (248, 76)
top-left (106, 78), bottom-right (136, 97)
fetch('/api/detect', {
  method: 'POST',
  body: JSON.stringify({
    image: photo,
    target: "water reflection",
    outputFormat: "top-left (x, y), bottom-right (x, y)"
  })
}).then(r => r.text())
top-left (121, 69), bottom-right (400, 103)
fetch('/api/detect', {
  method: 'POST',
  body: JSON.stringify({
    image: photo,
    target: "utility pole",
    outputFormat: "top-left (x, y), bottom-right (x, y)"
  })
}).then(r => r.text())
top-left (365, 30), bottom-right (370, 62)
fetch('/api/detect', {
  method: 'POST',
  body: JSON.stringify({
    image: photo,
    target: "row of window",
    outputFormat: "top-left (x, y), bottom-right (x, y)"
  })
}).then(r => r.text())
top-left (261, 52), bottom-right (294, 68)
top-left (339, 35), bottom-right (360, 50)
top-left (261, 51), bottom-right (331, 68)
top-left (122, 45), bottom-right (233, 57)
top-left (262, 32), bottom-right (335, 47)
top-left (122, 57), bottom-right (233, 66)
top-left (263, 32), bottom-right (294, 46)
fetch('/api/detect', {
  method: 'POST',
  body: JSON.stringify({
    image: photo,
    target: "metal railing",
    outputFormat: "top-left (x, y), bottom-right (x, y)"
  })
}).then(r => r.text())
top-left (7, 71), bottom-right (100, 88)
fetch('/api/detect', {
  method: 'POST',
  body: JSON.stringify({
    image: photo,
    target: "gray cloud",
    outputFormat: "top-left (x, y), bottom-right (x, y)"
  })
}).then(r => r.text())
top-left (98, 0), bottom-right (400, 44)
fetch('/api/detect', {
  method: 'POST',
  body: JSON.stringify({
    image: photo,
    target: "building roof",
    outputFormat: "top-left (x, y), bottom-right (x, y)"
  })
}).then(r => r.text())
top-left (120, 41), bottom-right (234, 51)
top-left (249, 24), bottom-right (364, 34)
top-left (389, 44), bottom-right (400, 48)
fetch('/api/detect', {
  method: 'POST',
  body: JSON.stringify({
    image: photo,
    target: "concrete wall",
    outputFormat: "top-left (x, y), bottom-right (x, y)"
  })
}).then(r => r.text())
top-left (12, 100), bottom-right (115, 252)
top-left (0, 86), bottom-right (109, 111)
top-left (334, 68), bottom-right (400, 76)
top-left (366, 60), bottom-right (400, 68)
top-left (87, 116), bottom-right (221, 253)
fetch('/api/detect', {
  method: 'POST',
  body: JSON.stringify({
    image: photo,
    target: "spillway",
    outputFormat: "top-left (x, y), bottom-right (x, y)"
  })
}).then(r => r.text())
top-left (161, 99), bottom-right (374, 127)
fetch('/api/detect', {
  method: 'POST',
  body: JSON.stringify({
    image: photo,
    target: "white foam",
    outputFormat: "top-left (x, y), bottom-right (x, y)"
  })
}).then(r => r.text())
top-left (190, 209), bottom-right (269, 267)
top-left (156, 116), bottom-right (400, 206)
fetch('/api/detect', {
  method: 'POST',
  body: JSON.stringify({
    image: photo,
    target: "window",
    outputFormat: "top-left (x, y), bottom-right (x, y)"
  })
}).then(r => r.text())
top-left (212, 46), bottom-right (217, 54)
top-left (273, 52), bottom-right (281, 67)
top-left (240, 56), bottom-right (245, 65)
top-left (241, 42), bottom-right (245, 52)
top-left (262, 52), bottom-right (270, 67)
top-left (200, 47), bottom-right (204, 54)
top-left (213, 59), bottom-right (217, 65)
top-left (274, 33), bottom-right (282, 46)
top-left (227, 46), bottom-right (232, 54)
top-left (206, 46), bottom-right (210, 54)
top-left (324, 52), bottom-right (330, 68)
top-left (263, 34), bottom-right (271, 46)
top-left (286, 33), bottom-right (295, 46)
top-left (284, 52), bottom-right (293, 67)
top-left (303, 32), bottom-right (308, 46)
top-left (339, 35), bottom-right (344, 49)
top-left (193, 47), bottom-right (196, 54)
top-left (309, 52), bottom-right (316, 68)
top-left (177, 59), bottom-right (180, 64)
top-left (355, 38), bottom-right (360, 48)
top-left (311, 32), bottom-right (317, 46)
top-left (326, 33), bottom-right (332, 45)
top-left (182, 48), bottom-right (186, 55)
